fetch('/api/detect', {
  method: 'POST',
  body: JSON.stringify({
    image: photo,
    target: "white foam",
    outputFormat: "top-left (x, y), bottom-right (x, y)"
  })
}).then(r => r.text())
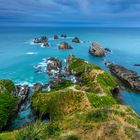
top-left (25, 52), bottom-right (38, 55)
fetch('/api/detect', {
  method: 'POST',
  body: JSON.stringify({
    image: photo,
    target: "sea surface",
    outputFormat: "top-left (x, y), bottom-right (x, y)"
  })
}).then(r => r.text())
top-left (0, 27), bottom-right (140, 128)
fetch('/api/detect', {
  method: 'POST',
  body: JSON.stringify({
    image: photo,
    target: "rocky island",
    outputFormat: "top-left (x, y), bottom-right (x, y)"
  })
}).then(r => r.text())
top-left (1, 56), bottom-right (140, 140)
top-left (107, 63), bottom-right (140, 92)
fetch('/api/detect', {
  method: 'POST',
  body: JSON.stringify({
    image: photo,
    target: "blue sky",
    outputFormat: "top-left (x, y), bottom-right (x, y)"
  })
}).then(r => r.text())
top-left (0, 0), bottom-right (140, 27)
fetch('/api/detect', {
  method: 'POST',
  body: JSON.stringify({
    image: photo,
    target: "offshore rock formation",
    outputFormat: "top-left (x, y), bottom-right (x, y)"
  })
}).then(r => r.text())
top-left (89, 42), bottom-right (105, 56)
top-left (72, 37), bottom-right (80, 43)
top-left (54, 35), bottom-right (59, 39)
top-left (107, 63), bottom-right (140, 92)
top-left (58, 42), bottom-right (73, 50)
top-left (34, 36), bottom-right (48, 44)
top-left (42, 42), bottom-right (49, 47)
top-left (61, 34), bottom-right (67, 38)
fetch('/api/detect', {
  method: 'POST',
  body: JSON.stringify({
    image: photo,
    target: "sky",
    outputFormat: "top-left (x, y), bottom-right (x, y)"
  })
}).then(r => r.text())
top-left (0, 0), bottom-right (140, 27)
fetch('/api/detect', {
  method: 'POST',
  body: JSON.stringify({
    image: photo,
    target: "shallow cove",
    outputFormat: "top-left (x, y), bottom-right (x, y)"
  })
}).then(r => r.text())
top-left (0, 27), bottom-right (140, 129)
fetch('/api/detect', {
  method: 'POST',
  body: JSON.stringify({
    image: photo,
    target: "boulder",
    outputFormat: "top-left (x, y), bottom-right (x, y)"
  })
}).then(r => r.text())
top-left (72, 37), bottom-right (80, 43)
top-left (61, 34), bottom-right (67, 38)
top-left (43, 42), bottom-right (49, 47)
top-left (40, 36), bottom-right (47, 43)
top-left (54, 35), bottom-right (59, 39)
top-left (34, 38), bottom-right (41, 44)
top-left (89, 42), bottom-right (105, 56)
top-left (59, 42), bottom-right (73, 50)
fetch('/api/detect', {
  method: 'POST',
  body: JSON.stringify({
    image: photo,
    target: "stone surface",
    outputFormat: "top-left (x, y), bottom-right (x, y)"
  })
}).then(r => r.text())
top-left (108, 63), bottom-right (140, 92)
top-left (72, 37), bottom-right (80, 43)
top-left (59, 42), bottom-right (73, 50)
top-left (89, 42), bottom-right (105, 56)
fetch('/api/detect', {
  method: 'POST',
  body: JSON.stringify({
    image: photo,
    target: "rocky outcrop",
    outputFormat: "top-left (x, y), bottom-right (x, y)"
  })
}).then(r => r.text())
top-left (59, 42), bottom-right (73, 50)
top-left (107, 63), bottom-right (140, 92)
top-left (34, 36), bottom-right (48, 44)
top-left (16, 85), bottom-right (29, 104)
top-left (40, 36), bottom-right (48, 43)
top-left (46, 57), bottom-right (62, 76)
top-left (89, 42), bottom-right (105, 56)
top-left (61, 34), bottom-right (67, 38)
top-left (105, 48), bottom-right (111, 52)
top-left (43, 42), bottom-right (49, 47)
top-left (134, 64), bottom-right (140, 67)
top-left (54, 35), bottom-right (59, 39)
top-left (72, 37), bottom-right (80, 43)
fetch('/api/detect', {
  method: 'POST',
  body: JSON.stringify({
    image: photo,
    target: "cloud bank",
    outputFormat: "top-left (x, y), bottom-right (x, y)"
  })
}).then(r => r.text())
top-left (0, 0), bottom-right (140, 26)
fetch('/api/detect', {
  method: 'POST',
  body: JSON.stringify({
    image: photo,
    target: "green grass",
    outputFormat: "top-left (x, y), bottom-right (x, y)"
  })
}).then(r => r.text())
top-left (87, 93), bottom-right (117, 108)
top-left (31, 89), bottom-right (90, 120)
top-left (0, 80), bottom-right (16, 95)
top-left (0, 93), bottom-right (18, 130)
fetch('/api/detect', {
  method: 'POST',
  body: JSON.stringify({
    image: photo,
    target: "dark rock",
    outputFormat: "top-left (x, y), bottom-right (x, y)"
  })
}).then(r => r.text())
top-left (134, 64), bottom-right (140, 67)
top-left (59, 42), bottom-right (73, 50)
top-left (89, 42), bottom-right (105, 56)
top-left (46, 57), bottom-right (62, 76)
top-left (111, 86), bottom-right (120, 94)
top-left (40, 36), bottom-right (47, 43)
top-left (72, 37), bottom-right (80, 43)
top-left (108, 63), bottom-right (140, 92)
top-left (33, 83), bottom-right (43, 93)
top-left (54, 35), bottom-right (59, 39)
top-left (105, 48), bottom-right (112, 52)
top-left (61, 34), bottom-right (67, 38)
top-left (34, 38), bottom-right (41, 44)
top-left (16, 85), bottom-right (29, 104)
top-left (43, 42), bottom-right (49, 47)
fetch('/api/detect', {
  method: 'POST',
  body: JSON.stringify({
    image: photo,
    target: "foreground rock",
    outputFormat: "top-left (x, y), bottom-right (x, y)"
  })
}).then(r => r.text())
top-left (59, 42), bottom-right (73, 50)
top-left (72, 37), bottom-right (80, 43)
top-left (46, 57), bottom-right (62, 76)
top-left (107, 63), bottom-right (140, 92)
top-left (89, 42), bottom-right (105, 56)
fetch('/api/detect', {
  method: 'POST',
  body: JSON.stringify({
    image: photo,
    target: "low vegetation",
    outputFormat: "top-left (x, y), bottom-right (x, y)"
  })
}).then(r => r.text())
top-left (1, 56), bottom-right (140, 140)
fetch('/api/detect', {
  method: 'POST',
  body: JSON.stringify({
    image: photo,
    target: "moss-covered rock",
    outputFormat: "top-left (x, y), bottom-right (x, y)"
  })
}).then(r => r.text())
top-left (67, 55), bottom-right (117, 94)
top-left (0, 80), bottom-right (18, 131)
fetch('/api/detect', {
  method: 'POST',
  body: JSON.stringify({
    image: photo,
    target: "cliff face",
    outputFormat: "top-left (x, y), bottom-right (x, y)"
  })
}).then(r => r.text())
top-left (0, 80), bottom-right (19, 131)
top-left (1, 56), bottom-right (140, 140)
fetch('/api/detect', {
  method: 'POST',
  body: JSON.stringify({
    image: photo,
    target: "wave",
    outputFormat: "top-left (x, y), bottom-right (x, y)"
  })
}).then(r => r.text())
top-left (25, 52), bottom-right (38, 55)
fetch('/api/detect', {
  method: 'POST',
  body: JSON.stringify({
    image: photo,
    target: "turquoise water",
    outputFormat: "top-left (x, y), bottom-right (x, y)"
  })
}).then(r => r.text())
top-left (0, 27), bottom-right (140, 115)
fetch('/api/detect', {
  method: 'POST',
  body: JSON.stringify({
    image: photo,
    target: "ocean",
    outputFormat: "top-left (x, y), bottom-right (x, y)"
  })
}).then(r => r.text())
top-left (0, 26), bottom-right (140, 128)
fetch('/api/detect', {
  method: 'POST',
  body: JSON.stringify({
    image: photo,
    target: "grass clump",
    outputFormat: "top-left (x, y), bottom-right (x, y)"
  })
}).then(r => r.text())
top-left (31, 89), bottom-right (91, 120)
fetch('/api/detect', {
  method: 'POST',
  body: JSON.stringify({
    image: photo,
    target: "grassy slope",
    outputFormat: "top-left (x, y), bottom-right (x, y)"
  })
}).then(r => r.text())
top-left (1, 56), bottom-right (140, 140)
top-left (0, 80), bottom-right (19, 130)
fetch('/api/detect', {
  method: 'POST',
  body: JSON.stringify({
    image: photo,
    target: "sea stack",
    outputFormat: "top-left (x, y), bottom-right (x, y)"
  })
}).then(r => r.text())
top-left (59, 42), bottom-right (73, 50)
top-left (54, 35), bottom-right (59, 39)
top-left (89, 42), bottom-right (105, 56)
top-left (72, 37), bottom-right (80, 43)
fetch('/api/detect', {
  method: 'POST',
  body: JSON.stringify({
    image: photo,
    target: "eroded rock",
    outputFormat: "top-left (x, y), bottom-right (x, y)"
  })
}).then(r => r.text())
top-left (59, 42), bottom-right (73, 50)
top-left (89, 42), bottom-right (105, 56)
top-left (72, 37), bottom-right (80, 43)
